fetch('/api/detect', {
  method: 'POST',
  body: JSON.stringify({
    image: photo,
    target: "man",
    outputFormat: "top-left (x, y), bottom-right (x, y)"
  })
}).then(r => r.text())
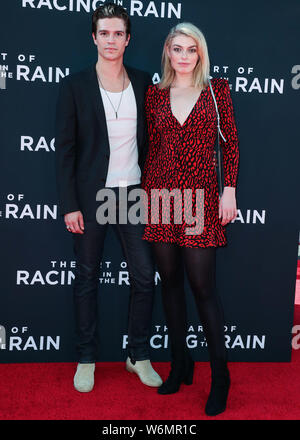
top-left (55, 3), bottom-right (162, 392)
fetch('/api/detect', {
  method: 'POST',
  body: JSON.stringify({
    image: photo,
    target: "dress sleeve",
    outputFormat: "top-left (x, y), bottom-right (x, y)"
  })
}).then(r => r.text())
top-left (141, 86), bottom-right (161, 187)
top-left (217, 79), bottom-right (239, 188)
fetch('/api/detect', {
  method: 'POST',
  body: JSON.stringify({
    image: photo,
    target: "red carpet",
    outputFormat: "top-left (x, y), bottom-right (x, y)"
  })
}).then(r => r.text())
top-left (1, 306), bottom-right (300, 421)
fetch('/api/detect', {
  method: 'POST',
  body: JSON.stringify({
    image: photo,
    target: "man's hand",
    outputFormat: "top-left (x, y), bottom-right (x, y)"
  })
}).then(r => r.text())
top-left (219, 187), bottom-right (238, 226)
top-left (64, 211), bottom-right (85, 234)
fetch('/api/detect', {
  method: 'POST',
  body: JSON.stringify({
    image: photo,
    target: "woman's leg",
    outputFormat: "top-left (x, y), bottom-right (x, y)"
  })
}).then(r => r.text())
top-left (152, 242), bottom-right (194, 394)
top-left (152, 242), bottom-right (186, 360)
top-left (182, 247), bottom-right (227, 363)
top-left (182, 246), bottom-right (230, 415)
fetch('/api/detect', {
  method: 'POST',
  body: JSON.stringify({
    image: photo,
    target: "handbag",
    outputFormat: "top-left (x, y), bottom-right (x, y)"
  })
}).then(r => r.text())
top-left (207, 78), bottom-right (227, 198)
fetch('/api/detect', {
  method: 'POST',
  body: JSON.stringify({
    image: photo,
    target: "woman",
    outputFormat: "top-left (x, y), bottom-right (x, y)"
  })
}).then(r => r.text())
top-left (141, 22), bottom-right (239, 416)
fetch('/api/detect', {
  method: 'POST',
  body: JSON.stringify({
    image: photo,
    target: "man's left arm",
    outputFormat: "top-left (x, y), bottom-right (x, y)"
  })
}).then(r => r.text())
top-left (140, 72), bottom-right (153, 172)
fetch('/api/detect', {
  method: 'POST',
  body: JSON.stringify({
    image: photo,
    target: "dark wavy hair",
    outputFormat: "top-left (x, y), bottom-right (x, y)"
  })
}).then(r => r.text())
top-left (92, 2), bottom-right (131, 37)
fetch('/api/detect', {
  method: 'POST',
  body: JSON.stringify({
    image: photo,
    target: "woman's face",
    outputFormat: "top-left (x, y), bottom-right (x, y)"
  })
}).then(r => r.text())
top-left (167, 34), bottom-right (199, 76)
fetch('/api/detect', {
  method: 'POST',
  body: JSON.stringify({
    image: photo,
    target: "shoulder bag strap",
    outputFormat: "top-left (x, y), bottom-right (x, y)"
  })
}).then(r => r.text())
top-left (207, 78), bottom-right (226, 197)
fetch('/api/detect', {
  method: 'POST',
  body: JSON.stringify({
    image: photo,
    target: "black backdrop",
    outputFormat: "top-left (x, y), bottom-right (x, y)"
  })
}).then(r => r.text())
top-left (0, 0), bottom-right (299, 363)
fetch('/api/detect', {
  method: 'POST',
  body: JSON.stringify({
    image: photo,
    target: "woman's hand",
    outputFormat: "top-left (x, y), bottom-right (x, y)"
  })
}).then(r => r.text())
top-left (219, 187), bottom-right (238, 226)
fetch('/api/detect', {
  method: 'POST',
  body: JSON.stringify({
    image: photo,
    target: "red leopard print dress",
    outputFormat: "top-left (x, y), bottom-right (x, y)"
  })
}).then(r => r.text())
top-left (141, 78), bottom-right (239, 248)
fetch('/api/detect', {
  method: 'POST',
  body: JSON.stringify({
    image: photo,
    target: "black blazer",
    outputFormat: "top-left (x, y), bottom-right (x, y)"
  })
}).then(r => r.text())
top-left (55, 63), bottom-right (152, 220)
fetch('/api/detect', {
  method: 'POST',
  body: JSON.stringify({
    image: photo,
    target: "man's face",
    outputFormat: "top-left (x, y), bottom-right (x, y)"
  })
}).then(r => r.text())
top-left (93, 17), bottom-right (130, 62)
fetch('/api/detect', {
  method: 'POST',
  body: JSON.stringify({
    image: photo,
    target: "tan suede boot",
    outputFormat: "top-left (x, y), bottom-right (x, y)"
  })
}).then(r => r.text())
top-left (126, 357), bottom-right (162, 387)
top-left (73, 363), bottom-right (95, 392)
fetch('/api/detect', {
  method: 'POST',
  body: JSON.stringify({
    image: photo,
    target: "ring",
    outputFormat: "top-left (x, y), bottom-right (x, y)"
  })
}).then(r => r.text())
top-left (66, 226), bottom-right (71, 230)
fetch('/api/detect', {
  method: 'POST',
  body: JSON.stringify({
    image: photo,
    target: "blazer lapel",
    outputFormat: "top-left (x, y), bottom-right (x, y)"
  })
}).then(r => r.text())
top-left (85, 64), bottom-right (144, 153)
top-left (126, 66), bottom-right (143, 145)
top-left (87, 64), bottom-right (110, 154)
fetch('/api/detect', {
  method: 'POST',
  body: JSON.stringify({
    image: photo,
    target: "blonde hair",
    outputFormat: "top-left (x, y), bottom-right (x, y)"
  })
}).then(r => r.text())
top-left (159, 22), bottom-right (210, 89)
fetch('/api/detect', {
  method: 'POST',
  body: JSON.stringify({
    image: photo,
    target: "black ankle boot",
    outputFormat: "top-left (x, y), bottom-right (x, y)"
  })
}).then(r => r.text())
top-left (205, 362), bottom-right (230, 416)
top-left (158, 354), bottom-right (194, 395)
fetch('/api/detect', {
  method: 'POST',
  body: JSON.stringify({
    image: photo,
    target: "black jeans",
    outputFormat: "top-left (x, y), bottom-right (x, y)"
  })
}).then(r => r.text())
top-left (72, 185), bottom-right (155, 363)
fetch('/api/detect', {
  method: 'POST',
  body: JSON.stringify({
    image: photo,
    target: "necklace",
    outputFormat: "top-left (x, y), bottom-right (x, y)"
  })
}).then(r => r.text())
top-left (97, 68), bottom-right (125, 119)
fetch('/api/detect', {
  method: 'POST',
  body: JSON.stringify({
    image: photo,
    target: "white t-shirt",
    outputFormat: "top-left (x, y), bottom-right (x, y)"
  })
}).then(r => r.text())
top-left (99, 82), bottom-right (141, 188)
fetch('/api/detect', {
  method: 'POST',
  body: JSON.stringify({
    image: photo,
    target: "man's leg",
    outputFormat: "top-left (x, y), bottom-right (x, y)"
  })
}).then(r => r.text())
top-left (73, 220), bottom-right (108, 363)
top-left (114, 220), bottom-right (155, 361)
top-left (111, 185), bottom-right (162, 386)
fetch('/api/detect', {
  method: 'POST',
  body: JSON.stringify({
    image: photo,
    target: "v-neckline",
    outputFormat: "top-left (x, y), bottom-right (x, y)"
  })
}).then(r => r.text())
top-left (168, 83), bottom-right (209, 128)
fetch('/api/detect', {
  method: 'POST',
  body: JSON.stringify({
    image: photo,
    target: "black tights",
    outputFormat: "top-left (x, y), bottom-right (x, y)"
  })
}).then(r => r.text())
top-left (153, 242), bottom-right (227, 367)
